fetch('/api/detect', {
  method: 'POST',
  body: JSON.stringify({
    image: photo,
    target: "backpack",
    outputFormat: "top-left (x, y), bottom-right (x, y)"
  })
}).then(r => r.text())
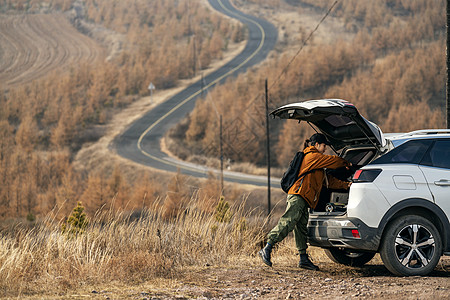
top-left (280, 151), bottom-right (317, 193)
top-left (280, 151), bottom-right (305, 193)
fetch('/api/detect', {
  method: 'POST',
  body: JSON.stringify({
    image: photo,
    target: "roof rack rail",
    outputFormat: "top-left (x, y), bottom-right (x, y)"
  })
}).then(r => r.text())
top-left (402, 129), bottom-right (450, 136)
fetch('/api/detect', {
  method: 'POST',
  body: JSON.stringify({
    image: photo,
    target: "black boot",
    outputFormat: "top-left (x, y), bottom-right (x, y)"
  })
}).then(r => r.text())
top-left (258, 243), bottom-right (273, 267)
top-left (299, 253), bottom-right (319, 271)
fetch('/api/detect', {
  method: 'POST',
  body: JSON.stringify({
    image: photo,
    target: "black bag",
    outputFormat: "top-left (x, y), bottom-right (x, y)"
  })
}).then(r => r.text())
top-left (281, 152), bottom-right (318, 193)
top-left (280, 151), bottom-right (305, 193)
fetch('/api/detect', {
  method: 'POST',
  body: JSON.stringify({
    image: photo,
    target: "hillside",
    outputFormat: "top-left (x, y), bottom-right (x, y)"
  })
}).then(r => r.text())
top-left (168, 0), bottom-right (446, 169)
top-left (0, 13), bottom-right (103, 89)
top-left (0, 0), bottom-right (246, 220)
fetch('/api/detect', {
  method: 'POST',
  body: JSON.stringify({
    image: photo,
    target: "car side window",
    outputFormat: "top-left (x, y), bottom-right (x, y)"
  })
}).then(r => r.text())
top-left (371, 140), bottom-right (432, 165)
top-left (420, 140), bottom-right (450, 169)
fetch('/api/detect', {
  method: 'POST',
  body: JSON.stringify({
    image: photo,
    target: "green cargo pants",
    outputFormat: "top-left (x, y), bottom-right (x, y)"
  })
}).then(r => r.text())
top-left (267, 194), bottom-right (309, 254)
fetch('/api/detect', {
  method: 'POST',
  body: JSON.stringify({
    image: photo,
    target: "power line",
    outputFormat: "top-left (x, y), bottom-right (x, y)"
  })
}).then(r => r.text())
top-left (194, 1), bottom-right (340, 164)
top-left (226, 0), bottom-right (340, 128)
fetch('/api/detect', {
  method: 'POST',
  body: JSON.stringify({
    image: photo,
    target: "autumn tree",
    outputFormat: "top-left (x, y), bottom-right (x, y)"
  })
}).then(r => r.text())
top-left (382, 102), bottom-right (444, 132)
top-left (172, 0), bottom-right (445, 169)
top-left (15, 114), bottom-right (38, 153)
top-left (275, 121), bottom-right (314, 168)
top-left (107, 165), bottom-right (130, 210)
top-left (129, 172), bottom-right (161, 211)
top-left (163, 171), bottom-right (191, 219)
top-left (80, 174), bottom-right (111, 216)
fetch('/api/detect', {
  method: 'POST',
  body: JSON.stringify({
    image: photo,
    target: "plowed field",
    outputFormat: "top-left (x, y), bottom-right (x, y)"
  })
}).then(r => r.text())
top-left (0, 13), bottom-right (103, 89)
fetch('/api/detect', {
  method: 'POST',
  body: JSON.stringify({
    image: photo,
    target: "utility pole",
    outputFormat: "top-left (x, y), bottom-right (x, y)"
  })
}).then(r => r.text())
top-left (265, 79), bottom-right (271, 217)
top-left (201, 73), bottom-right (204, 98)
top-left (193, 35), bottom-right (196, 76)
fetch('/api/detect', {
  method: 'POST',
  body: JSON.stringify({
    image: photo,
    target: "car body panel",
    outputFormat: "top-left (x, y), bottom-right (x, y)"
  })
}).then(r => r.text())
top-left (308, 217), bottom-right (380, 251)
top-left (346, 181), bottom-right (391, 228)
top-left (420, 165), bottom-right (450, 217)
top-left (371, 164), bottom-right (433, 206)
top-left (388, 130), bottom-right (450, 147)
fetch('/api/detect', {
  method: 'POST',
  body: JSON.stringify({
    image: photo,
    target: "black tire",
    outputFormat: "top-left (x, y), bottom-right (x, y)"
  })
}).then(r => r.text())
top-left (380, 215), bottom-right (442, 276)
top-left (324, 248), bottom-right (376, 267)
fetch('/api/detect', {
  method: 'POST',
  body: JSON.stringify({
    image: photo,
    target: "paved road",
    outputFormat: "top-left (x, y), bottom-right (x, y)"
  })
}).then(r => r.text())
top-left (114, 0), bottom-right (278, 186)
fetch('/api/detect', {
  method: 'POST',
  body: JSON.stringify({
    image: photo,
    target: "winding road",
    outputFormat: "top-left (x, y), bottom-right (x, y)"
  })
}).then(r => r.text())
top-left (114, 0), bottom-right (278, 186)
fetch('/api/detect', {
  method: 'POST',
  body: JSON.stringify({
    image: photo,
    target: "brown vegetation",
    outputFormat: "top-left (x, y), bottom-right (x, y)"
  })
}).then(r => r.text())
top-left (169, 0), bottom-right (446, 169)
top-left (0, 0), bottom-right (244, 219)
top-left (0, 13), bottom-right (103, 89)
top-left (1, 197), bottom-right (449, 298)
top-left (0, 197), bottom-right (266, 297)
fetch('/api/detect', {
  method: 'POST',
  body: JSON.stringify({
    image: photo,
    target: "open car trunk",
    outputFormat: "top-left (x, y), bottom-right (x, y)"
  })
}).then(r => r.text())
top-left (270, 99), bottom-right (387, 215)
top-left (312, 146), bottom-right (379, 215)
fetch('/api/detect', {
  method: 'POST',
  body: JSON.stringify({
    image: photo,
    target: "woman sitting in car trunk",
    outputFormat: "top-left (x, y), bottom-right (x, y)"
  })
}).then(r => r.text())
top-left (259, 133), bottom-right (352, 270)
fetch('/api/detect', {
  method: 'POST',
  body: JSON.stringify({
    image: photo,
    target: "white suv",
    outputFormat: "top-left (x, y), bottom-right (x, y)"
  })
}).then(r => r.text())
top-left (271, 99), bottom-right (450, 276)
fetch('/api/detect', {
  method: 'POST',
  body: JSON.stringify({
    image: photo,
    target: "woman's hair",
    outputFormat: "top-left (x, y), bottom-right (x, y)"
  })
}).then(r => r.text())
top-left (305, 133), bottom-right (329, 149)
top-left (303, 139), bottom-right (311, 150)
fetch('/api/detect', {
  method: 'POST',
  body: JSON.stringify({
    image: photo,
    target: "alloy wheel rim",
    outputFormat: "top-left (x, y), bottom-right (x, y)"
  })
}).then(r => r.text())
top-left (394, 224), bottom-right (435, 269)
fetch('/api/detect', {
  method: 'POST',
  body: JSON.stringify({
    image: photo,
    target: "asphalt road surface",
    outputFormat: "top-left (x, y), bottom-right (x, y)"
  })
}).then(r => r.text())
top-left (114, 0), bottom-right (278, 186)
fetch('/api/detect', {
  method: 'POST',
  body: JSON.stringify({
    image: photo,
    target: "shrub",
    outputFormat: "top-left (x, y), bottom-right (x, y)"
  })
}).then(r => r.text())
top-left (215, 196), bottom-right (232, 223)
top-left (61, 202), bottom-right (88, 236)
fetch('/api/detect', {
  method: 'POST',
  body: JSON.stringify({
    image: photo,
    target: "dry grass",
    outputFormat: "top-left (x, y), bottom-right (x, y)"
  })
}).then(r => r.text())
top-left (0, 197), bottom-right (268, 298)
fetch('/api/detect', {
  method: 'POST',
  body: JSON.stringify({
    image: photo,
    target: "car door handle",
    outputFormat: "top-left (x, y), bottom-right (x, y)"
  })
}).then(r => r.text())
top-left (434, 180), bottom-right (450, 186)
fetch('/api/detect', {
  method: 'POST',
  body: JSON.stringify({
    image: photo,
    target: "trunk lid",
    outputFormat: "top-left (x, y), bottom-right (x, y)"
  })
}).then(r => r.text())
top-left (270, 99), bottom-right (386, 151)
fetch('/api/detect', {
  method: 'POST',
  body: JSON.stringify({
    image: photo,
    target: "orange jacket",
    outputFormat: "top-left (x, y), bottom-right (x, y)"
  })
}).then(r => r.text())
top-left (288, 146), bottom-right (350, 208)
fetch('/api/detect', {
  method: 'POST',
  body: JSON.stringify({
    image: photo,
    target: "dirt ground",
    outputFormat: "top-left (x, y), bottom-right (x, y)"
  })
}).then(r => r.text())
top-left (37, 247), bottom-right (450, 299)
top-left (168, 262), bottom-right (450, 299)
top-left (159, 257), bottom-right (450, 300)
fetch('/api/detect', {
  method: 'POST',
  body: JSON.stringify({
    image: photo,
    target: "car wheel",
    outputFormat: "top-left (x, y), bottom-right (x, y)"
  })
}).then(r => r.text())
top-left (380, 215), bottom-right (442, 276)
top-left (324, 248), bottom-right (375, 267)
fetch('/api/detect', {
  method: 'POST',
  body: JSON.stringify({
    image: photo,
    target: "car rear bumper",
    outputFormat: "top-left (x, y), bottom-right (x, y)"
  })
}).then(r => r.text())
top-left (307, 215), bottom-right (380, 251)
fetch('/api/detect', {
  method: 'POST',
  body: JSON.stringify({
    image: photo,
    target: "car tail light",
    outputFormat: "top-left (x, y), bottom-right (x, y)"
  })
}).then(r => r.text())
top-left (352, 169), bottom-right (382, 183)
top-left (351, 229), bottom-right (361, 239)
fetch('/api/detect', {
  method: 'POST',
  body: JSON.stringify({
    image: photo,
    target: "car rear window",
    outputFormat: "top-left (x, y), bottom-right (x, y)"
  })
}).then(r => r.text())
top-left (420, 140), bottom-right (450, 169)
top-left (324, 115), bottom-right (355, 127)
top-left (371, 139), bottom-right (432, 165)
top-left (344, 149), bottom-right (376, 165)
